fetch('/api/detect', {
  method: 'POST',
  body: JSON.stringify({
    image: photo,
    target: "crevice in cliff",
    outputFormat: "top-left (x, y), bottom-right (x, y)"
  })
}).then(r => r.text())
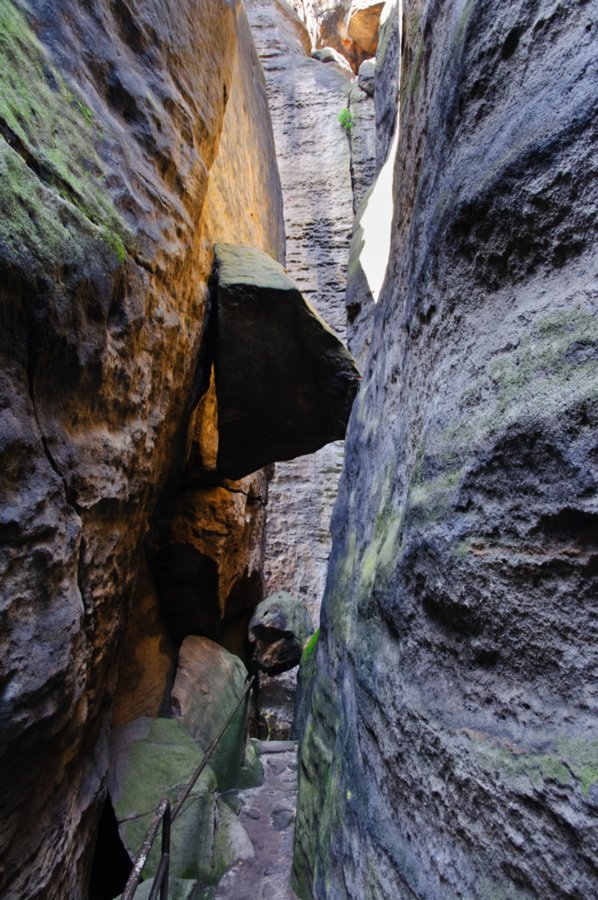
top-left (24, 311), bottom-right (82, 517)
top-left (88, 794), bottom-right (132, 900)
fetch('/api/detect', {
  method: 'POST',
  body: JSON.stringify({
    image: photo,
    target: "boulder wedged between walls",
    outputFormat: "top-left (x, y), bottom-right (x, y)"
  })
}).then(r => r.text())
top-left (249, 591), bottom-right (315, 676)
top-left (212, 243), bottom-right (360, 480)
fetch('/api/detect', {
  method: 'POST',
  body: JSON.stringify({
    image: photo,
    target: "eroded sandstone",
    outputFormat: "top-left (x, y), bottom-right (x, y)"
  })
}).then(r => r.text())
top-left (295, 0), bottom-right (598, 897)
top-left (171, 636), bottom-right (250, 791)
top-left (0, 1), bottom-right (283, 896)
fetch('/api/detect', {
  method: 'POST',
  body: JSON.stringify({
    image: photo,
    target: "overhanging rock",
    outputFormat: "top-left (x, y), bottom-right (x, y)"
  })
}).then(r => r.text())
top-left (213, 243), bottom-right (360, 479)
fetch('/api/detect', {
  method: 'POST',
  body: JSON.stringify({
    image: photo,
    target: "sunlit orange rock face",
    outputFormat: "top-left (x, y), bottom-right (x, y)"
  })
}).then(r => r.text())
top-left (0, 1), bottom-right (283, 896)
top-left (346, 0), bottom-right (384, 56)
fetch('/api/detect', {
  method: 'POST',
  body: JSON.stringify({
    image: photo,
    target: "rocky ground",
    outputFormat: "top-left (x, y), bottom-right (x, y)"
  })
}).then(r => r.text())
top-left (216, 741), bottom-right (298, 900)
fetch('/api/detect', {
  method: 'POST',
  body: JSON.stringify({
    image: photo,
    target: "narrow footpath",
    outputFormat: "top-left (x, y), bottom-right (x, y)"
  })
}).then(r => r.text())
top-left (216, 741), bottom-right (298, 900)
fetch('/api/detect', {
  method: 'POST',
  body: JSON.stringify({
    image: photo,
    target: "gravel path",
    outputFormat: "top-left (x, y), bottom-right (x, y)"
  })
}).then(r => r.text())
top-left (216, 740), bottom-right (298, 900)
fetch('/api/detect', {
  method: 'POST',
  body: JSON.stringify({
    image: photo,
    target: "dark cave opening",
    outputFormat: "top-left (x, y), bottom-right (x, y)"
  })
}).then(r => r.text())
top-left (88, 794), bottom-right (132, 900)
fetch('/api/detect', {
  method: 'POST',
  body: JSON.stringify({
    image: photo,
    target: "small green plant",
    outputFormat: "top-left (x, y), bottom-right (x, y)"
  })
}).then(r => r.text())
top-left (74, 98), bottom-right (94, 124)
top-left (338, 108), bottom-right (354, 132)
top-left (301, 628), bottom-right (319, 664)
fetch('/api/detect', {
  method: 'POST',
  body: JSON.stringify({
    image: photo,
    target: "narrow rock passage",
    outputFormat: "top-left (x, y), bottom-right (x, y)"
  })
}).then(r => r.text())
top-left (216, 741), bottom-right (298, 900)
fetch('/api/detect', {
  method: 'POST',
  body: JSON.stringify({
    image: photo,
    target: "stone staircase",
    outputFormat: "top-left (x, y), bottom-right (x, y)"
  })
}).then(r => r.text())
top-left (216, 740), bottom-right (298, 900)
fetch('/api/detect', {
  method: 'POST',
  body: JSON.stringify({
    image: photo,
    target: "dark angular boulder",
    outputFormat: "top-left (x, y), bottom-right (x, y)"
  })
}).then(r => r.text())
top-left (249, 591), bottom-right (315, 676)
top-left (213, 243), bottom-right (360, 479)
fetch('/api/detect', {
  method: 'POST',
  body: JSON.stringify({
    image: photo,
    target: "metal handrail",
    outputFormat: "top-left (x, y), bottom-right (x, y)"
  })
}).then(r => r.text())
top-left (121, 674), bottom-right (256, 900)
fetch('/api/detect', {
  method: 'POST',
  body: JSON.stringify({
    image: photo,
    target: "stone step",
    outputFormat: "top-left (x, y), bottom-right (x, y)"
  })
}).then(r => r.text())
top-left (251, 739), bottom-right (297, 755)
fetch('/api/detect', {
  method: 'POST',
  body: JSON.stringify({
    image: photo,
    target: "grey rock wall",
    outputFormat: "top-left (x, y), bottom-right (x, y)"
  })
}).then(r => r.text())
top-left (347, 78), bottom-right (376, 212)
top-left (247, 0), bottom-right (374, 740)
top-left (247, 0), bottom-right (356, 623)
top-left (295, 0), bottom-right (598, 897)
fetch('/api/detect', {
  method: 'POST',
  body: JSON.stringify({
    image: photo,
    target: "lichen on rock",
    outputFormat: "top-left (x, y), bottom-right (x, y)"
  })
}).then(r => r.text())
top-left (294, 0), bottom-right (598, 896)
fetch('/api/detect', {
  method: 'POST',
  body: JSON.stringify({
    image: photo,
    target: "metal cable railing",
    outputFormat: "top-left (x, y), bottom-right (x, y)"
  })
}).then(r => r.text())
top-left (121, 674), bottom-right (256, 900)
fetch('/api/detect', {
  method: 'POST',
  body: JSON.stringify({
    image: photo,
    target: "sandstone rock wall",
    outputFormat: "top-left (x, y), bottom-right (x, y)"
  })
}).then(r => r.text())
top-left (247, 0), bottom-right (359, 623)
top-left (0, 1), bottom-right (284, 896)
top-left (344, 0), bottom-right (400, 368)
top-left (246, 0), bottom-right (369, 740)
top-left (295, 0), bottom-right (598, 897)
top-left (287, 0), bottom-right (354, 64)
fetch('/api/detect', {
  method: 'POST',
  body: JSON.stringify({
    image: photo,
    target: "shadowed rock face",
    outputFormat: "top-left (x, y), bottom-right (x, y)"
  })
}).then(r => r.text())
top-left (0, 1), bottom-right (283, 896)
top-left (295, 1), bottom-right (598, 898)
top-left (249, 591), bottom-right (314, 676)
top-left (147, 472), bottom-right (267, 650)
top-left (213, 243), bottom-right (360, 480)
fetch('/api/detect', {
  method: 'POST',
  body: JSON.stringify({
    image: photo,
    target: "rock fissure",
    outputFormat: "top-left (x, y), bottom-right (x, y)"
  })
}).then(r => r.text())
top-left (24, 315), bottom-right (83, 519)
top-left (1, 1), bottom-right (596, 899)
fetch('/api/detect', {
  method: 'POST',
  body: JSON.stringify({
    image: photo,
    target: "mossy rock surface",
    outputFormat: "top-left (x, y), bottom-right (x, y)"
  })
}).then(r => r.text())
top-left (237, 740), bottom-right (265, 789)
top-left (0, 0), bottom-right (129, 264)
top-left (108, 717), bottom-right (247, 884)
top-left (171, 636), bottom-right (250, 791)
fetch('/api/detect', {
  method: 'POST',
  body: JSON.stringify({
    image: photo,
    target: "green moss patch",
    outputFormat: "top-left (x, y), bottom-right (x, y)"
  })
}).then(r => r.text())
top-left (407, 468), bottom-right (462, 524)
top-left (302, 629), bottom-right (320, 665)
top-left (0, 0), bottom-right (130, 261)
top-left (441, 304), bottom-right (598, 456)
top-left (468, 729), bottom-right (598, 796)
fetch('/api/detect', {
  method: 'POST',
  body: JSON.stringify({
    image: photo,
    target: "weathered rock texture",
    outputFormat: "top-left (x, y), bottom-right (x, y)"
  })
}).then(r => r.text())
top-left (288, 0), bottom-right (361, 68)
top-left (246, 0), bottom-right (359, 622)
top-left (0, 1), bottom-right (284, 896)
top-left (111, 557), bottom-right (175, 728)
top-left (109, 717), bottom-right (252, 885)
top-left (295, 1), bottom-right (598, 897)
top-left (171, 636), bottom-right (250, 791)
top-left (347, 75), bottom-right (376, 212)
top-left (373, 0), bottom-right (401, 170)
top-left (345, 0), bottom-right (400, 368)
top-left (249, 591), bottom-right (315, 675)
top-left (147, 470), bottom-right (268, 653)
top-left (346, 1), bottom-right (384, 56)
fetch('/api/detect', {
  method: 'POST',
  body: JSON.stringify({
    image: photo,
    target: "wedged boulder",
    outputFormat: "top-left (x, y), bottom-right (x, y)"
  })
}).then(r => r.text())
top-left (171, 637), bottom-right (250, 791)
top-left (311, 46), bottom-right (353, 74)
top-left (249, 591), bottom-right (315, 676)
top-left (357, 57), bottom-right (376, 96)
top-left (108, 718), bottom-right (251, 884)
top-left (213, 243), bottom-right (360, 479)
top-left (347, 0), bottom-right (384, 56)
